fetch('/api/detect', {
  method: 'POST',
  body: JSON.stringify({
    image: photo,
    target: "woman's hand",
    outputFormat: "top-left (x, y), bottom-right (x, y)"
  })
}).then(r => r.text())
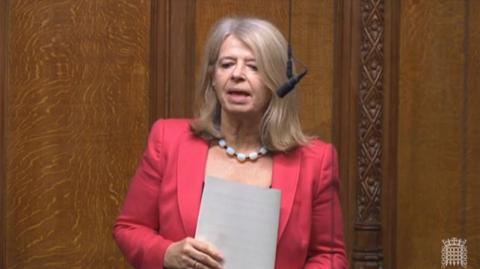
top-left (164, 237), bottom-right (224, 269)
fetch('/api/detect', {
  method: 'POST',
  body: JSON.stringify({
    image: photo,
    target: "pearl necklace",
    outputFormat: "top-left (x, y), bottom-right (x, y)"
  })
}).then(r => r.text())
top-left (217, 139), bottom-right (268, 162)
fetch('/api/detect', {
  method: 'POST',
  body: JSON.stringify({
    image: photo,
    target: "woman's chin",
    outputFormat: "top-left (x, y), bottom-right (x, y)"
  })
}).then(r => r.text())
top-left (221, 106), bottom-right (262, 117)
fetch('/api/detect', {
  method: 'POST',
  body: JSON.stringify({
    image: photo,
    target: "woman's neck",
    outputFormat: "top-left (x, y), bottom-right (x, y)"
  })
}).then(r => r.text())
top-left (220, 112), bottom-right (262, 152)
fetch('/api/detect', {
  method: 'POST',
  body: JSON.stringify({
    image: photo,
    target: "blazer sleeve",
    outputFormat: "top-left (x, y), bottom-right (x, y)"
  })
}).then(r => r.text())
top-left (304, 144), bottom-right (348, 269)
top-left (113, 120), bottom-right (173, 269)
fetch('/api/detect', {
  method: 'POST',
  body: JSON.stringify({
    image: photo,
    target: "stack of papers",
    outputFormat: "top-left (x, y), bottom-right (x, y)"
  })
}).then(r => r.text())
top-left (195, 176), bottom-right (281, 269)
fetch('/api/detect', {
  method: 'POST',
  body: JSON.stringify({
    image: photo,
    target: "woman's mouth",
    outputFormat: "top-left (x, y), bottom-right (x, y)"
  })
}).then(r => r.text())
top-left (226, 89), bottom-right (251, 103)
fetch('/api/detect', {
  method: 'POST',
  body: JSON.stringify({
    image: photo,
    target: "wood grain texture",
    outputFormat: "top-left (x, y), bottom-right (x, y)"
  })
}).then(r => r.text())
top-left (168, 0), bottom-right (196, 118)
top-left (295, 0), bottom-right (334, 141)
top-left (5, 1), bottom-right (150, 268)
top-left (381, 1), bottom-right (400, 268)
top-left (397, 1), bottom-right (472, 268)
top-left (352, 0), bottom-right (386, 267)
top-left (1, 0), bottom-right (7, 267)
top-left (150, 0), bottom-right (168, 121)
top-left (333, 1), bottom-right (358, 264)
top-left (466, 1), bottom-right (480, 268)
top-left (194, 0), bottom-right (334, 141)
top-left (151, 0), bottom-right (197, 120)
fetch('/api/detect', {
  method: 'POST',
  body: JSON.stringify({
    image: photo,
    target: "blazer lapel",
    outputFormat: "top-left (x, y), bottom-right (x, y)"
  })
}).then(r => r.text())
top-left (272, 149), bottom-right (301, 240)
top-left (176, 136), bottom-right (302, 240)
top-left (177, 135), bottom-right (209, 236)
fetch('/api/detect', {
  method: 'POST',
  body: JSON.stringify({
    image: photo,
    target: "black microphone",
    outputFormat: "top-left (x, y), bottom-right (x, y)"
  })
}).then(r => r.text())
top-left (276, 68), bottom-right (308, 98)
top-left (276, 42), bottom-right (308, 98)
top-left (277, 2), bottom-right (308, 98)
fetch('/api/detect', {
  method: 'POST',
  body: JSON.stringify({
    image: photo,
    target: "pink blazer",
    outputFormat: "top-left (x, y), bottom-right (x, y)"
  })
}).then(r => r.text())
top-left (114, 119), bottom-right (347, 269)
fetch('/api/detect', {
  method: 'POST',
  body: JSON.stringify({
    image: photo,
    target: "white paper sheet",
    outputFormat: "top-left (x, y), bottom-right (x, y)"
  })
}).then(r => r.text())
top-left (195, 176), bottom-right (281, 269)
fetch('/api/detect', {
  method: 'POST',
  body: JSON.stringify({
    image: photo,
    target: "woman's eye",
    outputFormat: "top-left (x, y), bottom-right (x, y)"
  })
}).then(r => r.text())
top-left (220, 62), bottom-right (233, 69)
top-left (248, 65), bottom-right (258, 71)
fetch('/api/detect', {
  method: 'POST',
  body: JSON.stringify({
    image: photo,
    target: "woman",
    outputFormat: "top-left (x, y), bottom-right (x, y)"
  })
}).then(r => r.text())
top-left (114, 17), bottom-right (347, 269)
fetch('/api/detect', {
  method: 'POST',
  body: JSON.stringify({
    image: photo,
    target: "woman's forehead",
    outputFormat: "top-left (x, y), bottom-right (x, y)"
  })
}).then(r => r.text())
top-left (218, 36), bottom-right (256, 60)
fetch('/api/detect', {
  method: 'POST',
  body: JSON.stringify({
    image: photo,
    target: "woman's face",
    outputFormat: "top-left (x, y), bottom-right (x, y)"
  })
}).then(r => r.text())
top-left (212, 35), bottom-right (271, 118)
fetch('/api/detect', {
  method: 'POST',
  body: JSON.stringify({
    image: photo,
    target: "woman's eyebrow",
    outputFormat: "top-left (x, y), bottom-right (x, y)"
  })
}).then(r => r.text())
top-left (218, 56), bottom-right (235, 61)
top-left (218, 56), bottom-right (256, 61)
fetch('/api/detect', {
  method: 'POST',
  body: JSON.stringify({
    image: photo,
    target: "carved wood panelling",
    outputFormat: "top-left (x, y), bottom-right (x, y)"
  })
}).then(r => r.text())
top-left (353, 0), bottom-right (385, 268)
top-left (7, 1), bottom-right (477, 269)
top-left (357, 0), bottom-right (384, 226)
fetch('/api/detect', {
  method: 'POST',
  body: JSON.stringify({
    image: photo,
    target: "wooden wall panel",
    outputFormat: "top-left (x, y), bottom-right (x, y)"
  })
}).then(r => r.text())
top-left (150, 0), bottom-right (168, 121)
top-left (151, 0), bottom-right (196, 119)
top-left (5, 1), bottom-right (150, 268)
top-left (397, 1), bottom-right (476, 268)
top-left (296, 0), bottom-right (334, 140)
top-left (334, 1), bottom-right (398, 267)
top-left (194, 0), bottom-right (335, 140)
top-left (334, 1), bottom-right (359, 265)
top-left (3, 1), bottom-right (476, 268)
top-left (466, 1), bottom-right (480, 268)
top-left (0, 0), bottom-right (7, 267)
top-left (382, 1), bottom-right (400, 268)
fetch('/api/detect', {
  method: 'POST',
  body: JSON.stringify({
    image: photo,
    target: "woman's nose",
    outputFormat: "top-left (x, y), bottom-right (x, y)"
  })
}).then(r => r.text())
top-left (231, 65), bottom-right (245, 80)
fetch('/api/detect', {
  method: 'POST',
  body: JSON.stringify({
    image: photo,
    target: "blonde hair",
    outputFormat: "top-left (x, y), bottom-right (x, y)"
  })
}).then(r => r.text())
top-left (191, 17), bottom-right (308, 152)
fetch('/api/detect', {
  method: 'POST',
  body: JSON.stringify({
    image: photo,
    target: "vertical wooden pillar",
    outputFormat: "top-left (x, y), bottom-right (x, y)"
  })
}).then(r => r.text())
top-left (335, 0), bottom-right (398, 268)
top-left (353, 0), bottom-right (385, 267)
top-left (0, 0), bottom-right (7, 267)
top-left (151, 0), bottom-right (196, 122)
top-left (150, 0), bottom-right (168, 121)
top-left (381, 0), bottom-right (399, 268)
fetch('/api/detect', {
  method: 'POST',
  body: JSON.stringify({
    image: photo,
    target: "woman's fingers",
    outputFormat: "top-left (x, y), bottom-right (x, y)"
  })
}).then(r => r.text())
top-left (186, 238), bottom-right (224, 269)
top-left (164, 237), bottom-right (224, 269)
